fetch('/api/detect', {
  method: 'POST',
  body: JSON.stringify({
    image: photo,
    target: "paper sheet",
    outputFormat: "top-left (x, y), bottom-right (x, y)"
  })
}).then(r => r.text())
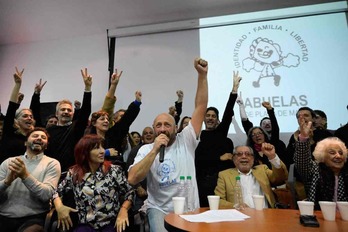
top-left (179, 209), bottom-right (250, 223)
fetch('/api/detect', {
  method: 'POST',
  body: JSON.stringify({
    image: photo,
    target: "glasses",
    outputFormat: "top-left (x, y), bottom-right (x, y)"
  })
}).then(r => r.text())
top-left (251, 132), bottom-right (263, 138)
top-left (235, 151), bottom-right (253, 157)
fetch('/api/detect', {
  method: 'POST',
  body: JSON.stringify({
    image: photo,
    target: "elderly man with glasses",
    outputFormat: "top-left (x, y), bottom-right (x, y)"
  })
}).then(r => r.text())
top-left (214, 143), bottom-right (288, 209)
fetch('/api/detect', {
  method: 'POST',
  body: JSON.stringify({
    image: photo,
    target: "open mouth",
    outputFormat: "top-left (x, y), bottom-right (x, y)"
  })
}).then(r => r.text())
top-left (33, 140), bottom-right (44, 146)
top-left (206, 121), bottom-right (214, 126)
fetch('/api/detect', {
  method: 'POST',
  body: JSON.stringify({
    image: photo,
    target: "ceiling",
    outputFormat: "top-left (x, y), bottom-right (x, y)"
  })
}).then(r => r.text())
top-left (0, 0), bottom-right (336, 46)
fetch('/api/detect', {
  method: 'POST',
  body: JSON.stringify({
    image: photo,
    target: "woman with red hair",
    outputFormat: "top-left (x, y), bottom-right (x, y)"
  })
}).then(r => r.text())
top-left (52, 134), bottom-right (135, 232)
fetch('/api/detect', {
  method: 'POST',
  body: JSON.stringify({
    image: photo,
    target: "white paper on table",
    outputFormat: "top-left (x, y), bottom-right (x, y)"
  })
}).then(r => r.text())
top-left (179, 209), bottom-right (250, 223)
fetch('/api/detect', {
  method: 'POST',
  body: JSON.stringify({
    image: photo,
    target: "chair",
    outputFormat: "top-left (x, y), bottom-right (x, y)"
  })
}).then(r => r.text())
top-left (287, 163), bottom-right (298, 209)
top-left (43, 208), bottom-right (58, 232)
top-left (272, 163), bottom-right (299, 209)
top-left (133, 211), bottom-right (149, 232)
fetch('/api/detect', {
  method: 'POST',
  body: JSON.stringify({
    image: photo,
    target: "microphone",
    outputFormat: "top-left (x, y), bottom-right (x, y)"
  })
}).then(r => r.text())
top-left (159, 145), bottom-right (165, 163)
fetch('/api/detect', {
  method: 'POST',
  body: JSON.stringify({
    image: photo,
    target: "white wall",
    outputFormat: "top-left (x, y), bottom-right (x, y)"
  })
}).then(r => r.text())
top-left (113, 30), bottom-right (200, 132)
top-left (0, 30), bottom-right (205, 140)
top-left (0, 34), bottom-right (110, 117)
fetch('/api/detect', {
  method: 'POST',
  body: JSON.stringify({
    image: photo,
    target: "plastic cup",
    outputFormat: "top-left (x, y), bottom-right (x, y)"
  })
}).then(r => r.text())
top-left (172, 197), bottom-right (185, 214)
top-left (319, 201), bottom-right (336, 221)
top-left (252, 195), bottom-right (265, 210)
top-left (337, 201), bottom-right (348, 221)
top-left (207, 195), bottom-right (220, 210)
top-left (297, 201), bottom-right (314, 215)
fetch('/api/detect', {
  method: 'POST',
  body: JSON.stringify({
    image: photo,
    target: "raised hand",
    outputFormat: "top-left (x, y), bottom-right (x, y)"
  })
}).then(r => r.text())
top-left (194, 58), bottom-right (208, 74)
top-left (261, 143), bottom-right (276, 160)
top-left (236, 91), bottom-right (244, 105)
top-left (14, 67), bottom-right (24, 84)
top-left (262, 101), bottom-right (272, 110)
top-left (17, 93), bottom-right (25, 104)
top-left (299, 116), bottom-right (312, 138)
top-left (232, 71), bottom-right (242, 92)
top-left (74, 100), bottom-right (81, 109)
top-left (135, 91), bottom-right (142, 102)
top-left (111, 68), bottom-right (123, 85)
top-left (176, 90), bottom-right (184, 102)
top-left (81, 68), bottom-right (92, 91)
top-left (34, 78), bottom-right (47, 94)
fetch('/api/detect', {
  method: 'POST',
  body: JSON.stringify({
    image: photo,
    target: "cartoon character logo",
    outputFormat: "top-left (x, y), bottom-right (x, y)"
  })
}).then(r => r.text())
top-left (157, 159), bottom-right (176, 183)
top-left (242, 37), bottom-right (300, 87)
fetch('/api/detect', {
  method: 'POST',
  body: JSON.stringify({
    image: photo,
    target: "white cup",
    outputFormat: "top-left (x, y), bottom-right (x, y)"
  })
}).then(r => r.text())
top-left (319, 201), bottom-right (336, 221)
top-left (207, 195), bottom-right (220, 210)
top-left (252, 195), bottom-right (265, 210)
top-left (337, 201), bottom-right (348, 221)
top-left (297, 201), bottom-right (314, 215)
top-left (172, 197), bottom-right (185, 214)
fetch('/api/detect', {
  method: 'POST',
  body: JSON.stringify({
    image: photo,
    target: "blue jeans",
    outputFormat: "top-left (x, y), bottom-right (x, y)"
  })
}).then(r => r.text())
top-left (147, 208), bottom-right (167, 232)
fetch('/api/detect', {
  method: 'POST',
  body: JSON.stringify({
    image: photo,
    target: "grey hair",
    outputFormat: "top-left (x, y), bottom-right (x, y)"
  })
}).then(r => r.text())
top-left (56, 99), bottom-right (74, 114)
top-left (15, 108), bottom-right (32, 119)
top-left (233, 145), bottom-right (254, 156)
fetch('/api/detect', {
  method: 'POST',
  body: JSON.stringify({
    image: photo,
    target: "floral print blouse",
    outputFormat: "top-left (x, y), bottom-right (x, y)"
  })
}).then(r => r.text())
top-left (53, 164), bottom-right (135, 229)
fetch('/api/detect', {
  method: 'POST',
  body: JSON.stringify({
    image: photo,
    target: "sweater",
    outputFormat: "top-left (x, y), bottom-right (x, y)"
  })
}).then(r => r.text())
top-left (0, 153), bottom-right (61, 217)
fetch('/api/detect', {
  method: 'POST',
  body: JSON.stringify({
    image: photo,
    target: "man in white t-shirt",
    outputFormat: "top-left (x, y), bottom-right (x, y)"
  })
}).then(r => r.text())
top-left (128, 58), bottom-right (208, 232)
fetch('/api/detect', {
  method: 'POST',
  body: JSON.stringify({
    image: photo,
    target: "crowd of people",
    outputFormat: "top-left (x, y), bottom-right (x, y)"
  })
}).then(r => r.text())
top-left (0, 58), bottom-right (347, 232)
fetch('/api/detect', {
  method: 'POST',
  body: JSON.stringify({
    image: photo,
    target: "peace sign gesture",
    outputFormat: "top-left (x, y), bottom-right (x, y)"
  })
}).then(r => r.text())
top-left (232, 71), bottom-right (242, 93)
top-left (81, 68), bottom-right (92, 91)
top-left (34, 78), bottom-right (47, 94)
top-left (111, 68), bottom-right (123, 86)
top-left (14, 67), bottom-right (24, 84)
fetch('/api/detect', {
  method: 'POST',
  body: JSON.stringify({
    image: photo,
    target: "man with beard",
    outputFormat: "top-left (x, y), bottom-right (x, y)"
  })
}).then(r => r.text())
top-left (128, 58), bottom-right (208, 232)
top-left (195, 71), bottom-right (241, 207)
top-left (45, 68), bottom-right (92, 171)
top-left (0, 127), bottom-right (61, 231)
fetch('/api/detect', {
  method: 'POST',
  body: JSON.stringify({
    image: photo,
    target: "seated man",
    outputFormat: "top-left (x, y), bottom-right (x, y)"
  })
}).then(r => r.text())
top-left (294, 118), bottom-right (348, 210)
top-left (214, 143), bottom-right (288, 209)
top-left (0, 127), bottom-right (61, 231)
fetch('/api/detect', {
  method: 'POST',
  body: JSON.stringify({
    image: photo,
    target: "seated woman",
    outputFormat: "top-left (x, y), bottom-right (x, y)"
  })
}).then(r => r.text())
top-left (52, 134), bottom-right (135, 232)
top-left (294, 116), bottom-right (348, 210)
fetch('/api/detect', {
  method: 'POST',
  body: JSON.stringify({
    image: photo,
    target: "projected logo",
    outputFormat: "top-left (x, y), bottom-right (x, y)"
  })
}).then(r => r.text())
top-left (233, 25), bottom-right (308, 88)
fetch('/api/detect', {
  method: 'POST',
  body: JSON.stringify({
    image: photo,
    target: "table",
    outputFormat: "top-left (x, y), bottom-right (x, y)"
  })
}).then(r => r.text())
top-left (164, 207), bottom-right (348, 232)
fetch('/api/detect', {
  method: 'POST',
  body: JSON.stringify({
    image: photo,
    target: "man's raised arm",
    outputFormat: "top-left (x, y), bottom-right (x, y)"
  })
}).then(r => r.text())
top-left (190, 58), bottom-right (208, 137)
